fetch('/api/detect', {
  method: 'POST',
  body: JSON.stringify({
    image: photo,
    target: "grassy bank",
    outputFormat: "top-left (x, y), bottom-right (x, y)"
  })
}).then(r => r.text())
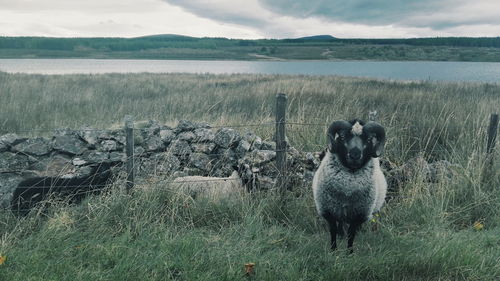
top-left (0, 72), bottom-right (499, 280)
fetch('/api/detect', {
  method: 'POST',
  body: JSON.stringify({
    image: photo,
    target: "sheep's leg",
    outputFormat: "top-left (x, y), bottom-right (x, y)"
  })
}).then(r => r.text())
top-left (337, 220), bottom-right (345, 237)
top-left (347, 221), bottom-right (362, 254)
top-left (323, 212), bottom-right (338, 250)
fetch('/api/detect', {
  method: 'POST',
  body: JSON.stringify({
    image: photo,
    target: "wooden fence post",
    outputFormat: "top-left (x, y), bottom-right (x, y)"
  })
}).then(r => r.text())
top-left (486, 113), bottom-right (499, 169)
top-left (275, 93), bottom-right (287, 192)
top-left (125, 115), bottom-right (134, 192)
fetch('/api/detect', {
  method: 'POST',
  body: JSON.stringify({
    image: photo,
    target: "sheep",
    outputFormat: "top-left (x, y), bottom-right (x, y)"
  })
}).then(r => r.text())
top-left (11, 164), bottom-right (112, 214)
top-left (171, 170), bottom-right (244, 202)
top-left (312, 119), bottom-right (387, 252)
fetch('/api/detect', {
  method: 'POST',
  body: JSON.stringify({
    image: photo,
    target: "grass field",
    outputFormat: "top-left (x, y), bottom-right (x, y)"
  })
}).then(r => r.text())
top-left (0, 72), bottom-right (499, 280)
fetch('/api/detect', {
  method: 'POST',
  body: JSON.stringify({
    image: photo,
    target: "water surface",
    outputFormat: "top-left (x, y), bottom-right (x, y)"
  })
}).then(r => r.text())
top-left (0, 59), bottom-right (499, 82)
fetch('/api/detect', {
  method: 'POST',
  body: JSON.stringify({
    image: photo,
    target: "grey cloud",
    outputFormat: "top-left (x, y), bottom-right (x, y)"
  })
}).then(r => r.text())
top-left (165, 0), bottom-right (269, 28)
top-left (259, 0), bottom-right (499, 29)
top-left (165, 0), bottom-right (500, 33)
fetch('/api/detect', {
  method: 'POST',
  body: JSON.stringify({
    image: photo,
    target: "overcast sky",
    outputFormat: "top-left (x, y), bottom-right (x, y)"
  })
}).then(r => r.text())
top-left (1, 0), bottom-right (499, 39)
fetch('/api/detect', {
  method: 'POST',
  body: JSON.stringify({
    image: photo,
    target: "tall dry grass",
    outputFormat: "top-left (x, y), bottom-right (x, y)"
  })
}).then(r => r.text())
top-left (0, 72), bottom-right (499, 280)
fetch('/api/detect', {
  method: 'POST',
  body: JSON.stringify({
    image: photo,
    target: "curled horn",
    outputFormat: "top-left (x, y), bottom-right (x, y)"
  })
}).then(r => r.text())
top-left (327, 120), bottom-right (351, 152)
top-left (363, 121), bottom-right (386, 157)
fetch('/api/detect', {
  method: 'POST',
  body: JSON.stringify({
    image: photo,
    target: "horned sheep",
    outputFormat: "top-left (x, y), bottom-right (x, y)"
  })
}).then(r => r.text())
top-left (312, 119), bottom-right (387, 252)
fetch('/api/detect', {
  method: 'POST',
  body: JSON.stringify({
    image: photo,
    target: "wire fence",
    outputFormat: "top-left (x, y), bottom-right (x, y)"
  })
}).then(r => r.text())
top-left (2, 94), bottom-right (498, 212)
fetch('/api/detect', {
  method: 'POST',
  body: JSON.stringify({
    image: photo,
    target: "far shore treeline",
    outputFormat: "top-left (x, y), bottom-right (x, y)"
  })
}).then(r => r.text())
top-left (1, 35), bottom-right (500, 61)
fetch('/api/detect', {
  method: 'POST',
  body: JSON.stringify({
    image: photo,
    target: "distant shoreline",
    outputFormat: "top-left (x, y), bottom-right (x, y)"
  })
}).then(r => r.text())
top-left (1, 36), bottom-right (500, 62)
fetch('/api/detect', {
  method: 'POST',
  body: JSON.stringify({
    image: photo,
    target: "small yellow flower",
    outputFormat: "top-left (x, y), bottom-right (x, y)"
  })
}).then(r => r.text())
top-left (473, 221), bottom-right (484, 231)
top-left (0, 255), bottom-right (6, 265)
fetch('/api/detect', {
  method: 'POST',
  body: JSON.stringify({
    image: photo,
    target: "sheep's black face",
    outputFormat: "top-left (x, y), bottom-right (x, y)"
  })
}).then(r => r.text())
top-left (328, 119), bottom-right (385, 171)
top-left (333, 129), bottom-right (371, 170)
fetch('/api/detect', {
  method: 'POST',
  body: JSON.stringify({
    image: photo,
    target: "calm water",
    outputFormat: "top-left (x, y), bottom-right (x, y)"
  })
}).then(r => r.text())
top-left (0, 59), bottom-right (499, 82)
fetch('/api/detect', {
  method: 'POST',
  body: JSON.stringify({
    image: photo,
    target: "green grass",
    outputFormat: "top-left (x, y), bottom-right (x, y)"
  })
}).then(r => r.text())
top-left (0, 72), bottom-right (499, 280)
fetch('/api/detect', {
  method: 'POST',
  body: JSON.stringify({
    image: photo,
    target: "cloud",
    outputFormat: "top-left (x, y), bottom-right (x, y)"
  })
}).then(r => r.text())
top-left (165, 0), bottom-right (272, 28)
top-left (164, 0), bottom-right (500, 37)
top-left (260, 0), bottom-right (500, 30)
top-left (1, 0), bottom-right (499, 38)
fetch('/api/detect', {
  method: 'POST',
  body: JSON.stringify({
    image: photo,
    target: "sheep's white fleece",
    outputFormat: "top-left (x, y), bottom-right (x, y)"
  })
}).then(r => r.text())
top-left (312, 152), bottom-right (387, 222)
top-left (172, 171), bottom-right (243, 202)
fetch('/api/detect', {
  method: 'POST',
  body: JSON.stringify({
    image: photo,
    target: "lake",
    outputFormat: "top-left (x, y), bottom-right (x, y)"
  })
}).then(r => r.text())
top-left (0, 59), bottom-right (499, 82)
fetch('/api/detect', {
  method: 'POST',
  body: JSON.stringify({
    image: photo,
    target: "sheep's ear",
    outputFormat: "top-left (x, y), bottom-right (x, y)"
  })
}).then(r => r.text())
top-left (370, 136), bottom-right (385, 157)
top-left (327, 133), bottom-right (337, 152)
top-left (364, 122), bottom-right (386, 157)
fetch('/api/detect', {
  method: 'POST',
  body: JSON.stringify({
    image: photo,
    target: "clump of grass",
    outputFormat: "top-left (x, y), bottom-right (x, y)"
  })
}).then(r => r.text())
top-left (0, 72), bottom-right (499, 280)
top-left (0, 173), bottom-right (498, 281)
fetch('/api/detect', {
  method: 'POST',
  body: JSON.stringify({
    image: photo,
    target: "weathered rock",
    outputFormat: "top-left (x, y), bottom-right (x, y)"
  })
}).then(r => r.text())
top-left (210, 163), bottom-right (236, 177)
top-left (109, 130), bottom-right (126, 145)
top-left (160, 129), bottom-right (175, 144)
top-left (137, 153), bottom-right (180, 177)
top-left (134, 146), bottom-right (146, 156)
top-left (214, 128), bottom-right (241, 148)
top-left (0, 152), bottom-right (30, 172)
top-left (401, 156), bottom-right (431, 180)
top-left (428, 160), bottom-right (459, 182)
top-left (168, 140), bottom-right (191, 157)
top-left (234, 139), bottom-right (251, 155)
top-left (178, 131), bottom-right (196, 142)
top-left (175, 120), bottom-right (197, 133)
top-left (0, 133), bottom-right (27, 148)
top-left (72, 158), bottom-right (88, 166)
top-left (305, 152), bottom-right (321, 170)
top-left (193, 128), bottom-right (215, 142)
top-left (242, 131), bottom-right (262, 151)
top-left (29, 154), bottom-right (76, 178)
top-left (188, 153), bottom-right (212, 171)
top-left (213, 148), bottom-right (238, 166)
top-left (108, 152), bottom-right (125, 163)
top-left (0, 173), bottom-right (24, 209)
top-left (240, 150), bottom-right (276, 166)
top-left (191, 142), bottom-right (216, 154)
top-left (144, 135), bottom-right (164, 152)
top-left (303, 170), bottom-right (315, 183)
top-left (53, 134), bottom-right (87, 155)
top-left (261, 141), bottom-right (276, 151)
top-left (13, 137), bottom-right (51, 156)
top-left (0, 141), bottom-right (7, 153)
top-left (141, 120), bottom-right (162, 137)
top-left (98, 140), bottom-right (118, 152)
top-left (83, 151), bottom-right (109, 163)
top-left (60, 165), bottom-right (94, 179)
top-left (78, 128), bottom-right (100, 146)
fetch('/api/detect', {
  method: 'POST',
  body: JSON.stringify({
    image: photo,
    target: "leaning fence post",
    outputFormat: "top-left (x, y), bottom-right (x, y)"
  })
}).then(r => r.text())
top-left (486, 113), bottom-right (499, 169)
top-left (125, 115), bottom-right (134, 192)
top-left (275, 93), bottom-right (287, 192)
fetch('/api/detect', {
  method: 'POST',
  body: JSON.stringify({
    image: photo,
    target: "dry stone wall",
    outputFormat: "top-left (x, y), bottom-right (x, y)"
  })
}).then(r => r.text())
top-left (0, 120), bottom-right (320, 209)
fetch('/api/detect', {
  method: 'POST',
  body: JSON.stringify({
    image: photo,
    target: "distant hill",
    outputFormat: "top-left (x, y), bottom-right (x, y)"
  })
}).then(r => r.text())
top-left (298, 35), bottom-right (336, 40)
top-left (135, 34), bottom-right (195, 40)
